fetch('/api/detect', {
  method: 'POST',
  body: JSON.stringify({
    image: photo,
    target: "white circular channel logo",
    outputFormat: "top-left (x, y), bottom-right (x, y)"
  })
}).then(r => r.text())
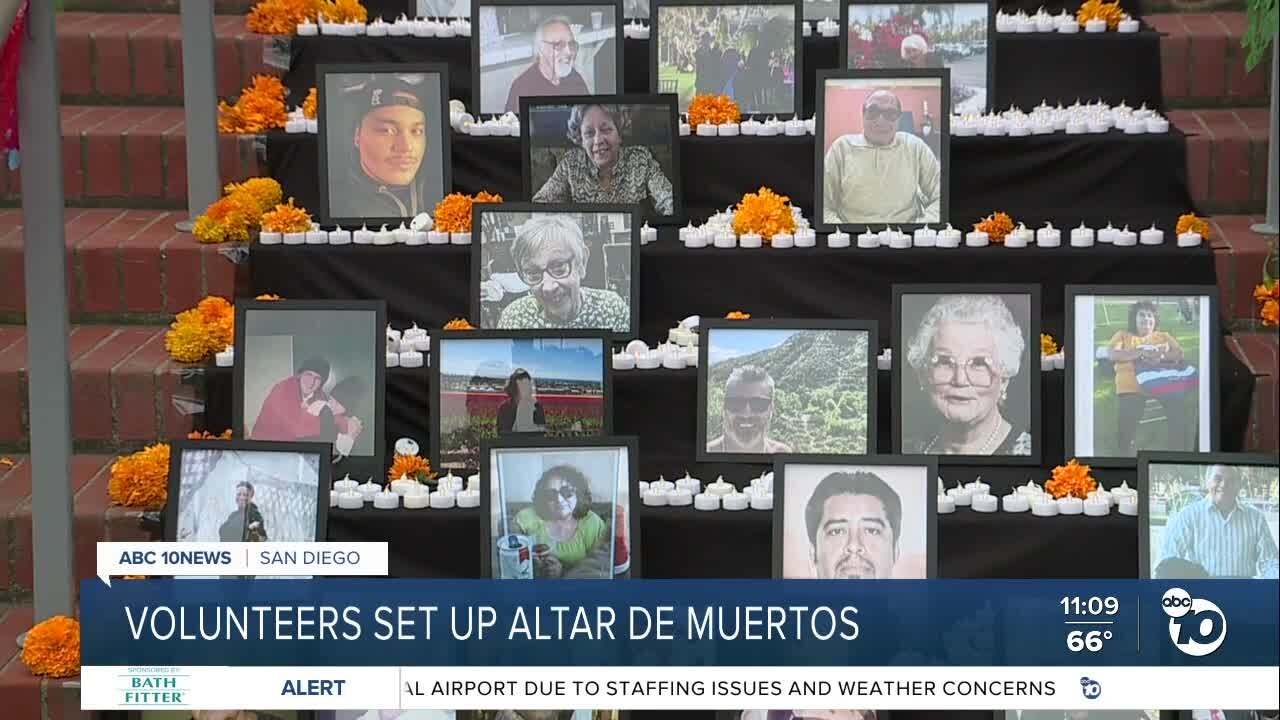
top-left (1162, 587), bottom-right (1227, 657)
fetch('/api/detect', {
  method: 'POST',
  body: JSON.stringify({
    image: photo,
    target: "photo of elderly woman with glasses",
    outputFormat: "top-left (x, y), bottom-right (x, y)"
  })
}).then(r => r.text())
top-left (526, 99), bottom-right (678, 218)
top-left (476, 206), bottom-right (637, 335)
top-left (898, 289), bottom-right (1037, 459)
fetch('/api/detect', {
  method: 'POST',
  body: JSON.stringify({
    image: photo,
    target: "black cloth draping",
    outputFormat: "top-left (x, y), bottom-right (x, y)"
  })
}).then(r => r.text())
top-left (247, 230), bottom-right (1214, 342)
top-left (281, 32), bottom-right (1163, 123)
top-left (266, 129), bottom-right (1193, 231)
top-left (199, 356), bottom-right (1254, 492)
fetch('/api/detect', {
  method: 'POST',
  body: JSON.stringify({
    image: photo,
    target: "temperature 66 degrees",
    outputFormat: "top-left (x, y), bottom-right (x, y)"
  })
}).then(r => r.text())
top-left (1067, 629), bottom-right (1112, 652)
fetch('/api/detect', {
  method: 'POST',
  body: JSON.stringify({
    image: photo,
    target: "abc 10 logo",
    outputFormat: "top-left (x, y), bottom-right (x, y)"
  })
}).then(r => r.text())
top-left (1161, 587), bottom-right (1227, 657)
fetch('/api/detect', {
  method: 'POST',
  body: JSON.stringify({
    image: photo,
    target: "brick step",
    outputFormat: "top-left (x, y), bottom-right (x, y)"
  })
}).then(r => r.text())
top-left (1209, 214), bottom-right (1279, 325)
top-left (1227, 332), bottom-right (1279, 451)
top-left (0, 325), bottom-right (216, 450)
top-left (56, 11), bottom-right (269, 105)
top-left (0, 106), bottom-right (260, 207)
top-left (1150, 11), bottom-right (1271, 107)
top-left (0, 208), bottom-right (246, 321)
top-left (1144, 0), bottom-right (1245, 11)
top-left (65, 0), bottom-right (255, 13)
top-left (1170, 107), bottom-right (1270, 214)
top-left (0, 604), bottom-right (84, 719)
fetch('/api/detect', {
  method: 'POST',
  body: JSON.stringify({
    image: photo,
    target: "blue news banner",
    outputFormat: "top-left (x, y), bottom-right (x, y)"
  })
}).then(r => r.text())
top-left (80, 579), bottom-right (1279, 668)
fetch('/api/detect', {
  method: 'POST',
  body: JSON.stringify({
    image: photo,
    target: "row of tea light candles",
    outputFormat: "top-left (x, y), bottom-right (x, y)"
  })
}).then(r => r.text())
top-left (642, 472), bottom-right (774, 511)
top-left (679, 220), bottom-right (1201, 249)
top-left (996, 8), bottom-right (1140, 33)
top-left (939, 477), bottom-right (1139, 516)
top-left (686, 116), bottom-right (815, 138)
top-left (953, 101), bottom-right (1170, 136)
top-left (386, 323), bottom-right (430, 368)
top-left (258, 218), bottom-right (476, 246)
top-left (331, 471), bottom-right (479, 510)
top-left (296, 15), bottom-right (470, 37)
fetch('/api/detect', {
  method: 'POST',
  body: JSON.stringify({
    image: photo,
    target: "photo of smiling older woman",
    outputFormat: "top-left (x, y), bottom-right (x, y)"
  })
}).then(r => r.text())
top-left (484, 439), bottom-right (637, 579)
top-left (524, 97), bottom-right (680, 220)
top-left (475, 205), bottom-right (639, 336)
top-left (895, 286), bottom-right (1039, 462)
top-left (318, 65), bottom-right (450, 226)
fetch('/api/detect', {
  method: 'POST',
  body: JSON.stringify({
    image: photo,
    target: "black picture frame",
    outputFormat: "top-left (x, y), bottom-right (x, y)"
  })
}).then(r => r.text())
top-left (716, 714), bottom-right (888, 720)
top-left (839, 0), bottom-right (996, 114)
top-left (125, 712), bottom-right (311, 720)
top-left (232, 298), bottom-right (387, 483)
top-left (429, 328), bottom-right (615, 471)
top-left (771, 453), bottom-right (939, 579)
top-left (891, 283), bottom-right (1042, 466)
top-left (315, 62), bottom-right (453, 229)
top-left (478, 434), bottom-right (642, 579)
top-left (696, 318), bottom-right (879, 465)
top-left (472, 0), bottom-right (627, 117)
top-left (813, 67), bottom-right (951, 233)
top-left (1064, 285), bottom-right (1220, 468)
top-left (1137, 450), bottom-right (1280, 579)
top-left (519, 93), bottom-right (685, 225)
top-left (649, 0), bottom-right (805, 118)
top-left (163, 439), bottom-right (332, 543)
top-left (470, 201), bottom-right (642, 339)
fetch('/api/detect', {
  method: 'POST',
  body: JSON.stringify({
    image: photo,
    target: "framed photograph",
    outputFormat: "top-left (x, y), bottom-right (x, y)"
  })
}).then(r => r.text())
top-left (697, 319), bottom-right (877, 464)
top-left (466, 714), bottom-right (627, 720)
top-left (430, 329), bottom-right (613, 471)
top-left (719, 712), bottom-right (884, 720)
top-left (473, 0), bottom-right (624, 116)
top-left (814, 68), bottom-right (949, 231)
top-left (772, 455), bottom-right (937, 579)
top-left (163, 439), bottom-right (330, 543)
top-left (841, 0), bottom-right (994, 114)
top-left (418, 0), bottom-right (471, 17)
top-left (651, 0), bottom-right (802, 117)
top-left (132, 713), bottom-right (301, 720)
top-left (480, 436), bottom-right (640, 579)
top-left (233, 299), bottom-right (387, 479)
top-left (1001, 713), bottom-right (1164, 720)
top-left (1138, 451), bottom-right (1279, 580)
top-left (1065, 286), bottom-right (1218, 465)
top-left (472, 203), bottom-right (640, 336)
top-left (317, 63), bottom-right (451, 228)
top-left (318, 713), bottom-right (458, 720)
top-left (521, 94), bottom-right (683, 223)
top-left (893, 284), bottom-right (1041, 464)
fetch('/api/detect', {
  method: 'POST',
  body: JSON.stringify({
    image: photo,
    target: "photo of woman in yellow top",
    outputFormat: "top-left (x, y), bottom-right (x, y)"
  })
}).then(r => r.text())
top-left (1099, 299), bottom-right (1196, 456)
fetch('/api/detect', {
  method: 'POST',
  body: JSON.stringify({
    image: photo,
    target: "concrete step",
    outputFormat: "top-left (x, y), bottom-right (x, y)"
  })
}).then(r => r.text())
top-left (1170, 107), bottom-right (1270, 214)
top-left (0, 106), bottom-right (260, 206)
top-left (1226, 332), bottom-right (1280, 451)
top-left (1149, 11), bottom-right (1271, 108)
top-left (56, 11), bottom-right (269, 105)
top-left (0, 604), bottom-right (85, 719)
top-left (0, 208), bottom-right (246, 321)
top-left (0, 325), bottom-right (217, 451)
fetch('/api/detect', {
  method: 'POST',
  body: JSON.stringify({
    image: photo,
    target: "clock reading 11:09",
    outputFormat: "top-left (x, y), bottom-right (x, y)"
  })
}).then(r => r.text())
top-left (1061, 596), bottom-right (1120, 615)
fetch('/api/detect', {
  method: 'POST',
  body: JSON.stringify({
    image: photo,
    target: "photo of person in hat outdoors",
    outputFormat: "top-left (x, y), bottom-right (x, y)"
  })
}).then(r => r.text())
top-left (321, 68), bottom-right (448, 224)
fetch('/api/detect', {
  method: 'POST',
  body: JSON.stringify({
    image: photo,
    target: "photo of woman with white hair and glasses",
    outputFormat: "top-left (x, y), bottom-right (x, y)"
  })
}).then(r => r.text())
top-left (474, 205), bottom-right (638, 335)
top-left (895, 287), bottom-right (1039, 460)
top-left (525, 98), bottom-right (679, 218)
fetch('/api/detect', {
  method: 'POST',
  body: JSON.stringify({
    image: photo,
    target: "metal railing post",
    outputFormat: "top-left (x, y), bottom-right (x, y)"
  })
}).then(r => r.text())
top-left (1251, 50), bottom-right (1278, 235)
top-left (177, 0), bottom-right (221, 230)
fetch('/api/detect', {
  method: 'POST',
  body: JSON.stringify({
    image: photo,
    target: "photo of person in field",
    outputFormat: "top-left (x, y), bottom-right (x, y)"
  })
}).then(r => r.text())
top-left (435, 335), bottom-right (608, 471)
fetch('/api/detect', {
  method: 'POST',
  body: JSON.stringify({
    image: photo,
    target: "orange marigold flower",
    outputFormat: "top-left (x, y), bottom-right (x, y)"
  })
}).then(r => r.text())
top-left (1254, 282), bottom-right (1279, 304)
top-left (688, 94), bottom-right (741, 126)
top-left (261, 198), bottom-right (313, 233)
top-left (318, 0), bottom-right (368, 24)
top-left (108, 443), bottom-right (171, 508)
top-left (434, 193), bottom-right (475, 233)
top-left (1076, 0), bottom-right (1125, 29)
top-left (256, 293), bottom-right (283, 301)
top-left (21, 615), bottom-right (80, 679)
top-left (1045, 458), bottom-right (1097, 499)
top-left (732, 186), bottom-right (797, 240)
top-left (1176, 212), bottom-right (1212, 241)
top-left (219, 75), bottom-right (288, 133)
top-left (473, 190), bottom-right (504, 205)
top-left (188, 429), bottom-right (233, 440)
top-left (224, 177), bottom-right (283, 213)
top-left (246, 0), bottom-right (322, 34)
top-left (1040, 333), bottom-right (1059, 356)
top-left (1262, 299), bottom-right (1279, 327)
top-left (725, 311), bottom-right (751, 320)
top-left (388, 453), bottom-right (436, 483)
top-left (975, 212), bottom-right (1015, 243)
top-left (443, 318), bottom-right (476, 330)
top-left (194, 192), bottom-right (260, 244)
top-left (0, 456), bottom-right (12, 467)
top-left (303, 87), bottom-right (318, 120)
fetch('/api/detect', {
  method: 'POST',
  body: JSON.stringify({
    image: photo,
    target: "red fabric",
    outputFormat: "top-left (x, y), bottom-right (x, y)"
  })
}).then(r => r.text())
top-left (249, 375), bottom-right (323, 441)
top-left (0, 1), bottom-right (26, 156)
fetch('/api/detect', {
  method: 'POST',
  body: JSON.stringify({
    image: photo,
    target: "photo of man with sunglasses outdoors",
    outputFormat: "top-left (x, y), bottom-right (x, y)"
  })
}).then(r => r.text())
top-left (707, 365), bottom-right (793, 454)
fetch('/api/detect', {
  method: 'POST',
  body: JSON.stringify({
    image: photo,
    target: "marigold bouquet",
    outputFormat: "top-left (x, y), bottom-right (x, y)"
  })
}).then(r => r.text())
top-left (389, 453), bottom-right (436, 484)
top-left (1255, 280), bottom-right (1279, 327)
top-left (21, 615), bottom-right (80, 678)
top-left (1176, 212), bottom-right (1212, 241)
top-left (688, 94), bottom-right (741, 126)
top-left (194, 177), bottom-right (289, 244)
top-left (1045, 458), bottom-right (1097, 499)
top-left (1076, 0), bottom-right (1125, 29)
top-left (218, 75), bottom-right (288, 134)
top-left (725, 311), bottom-right (751, 320)
top-left (164, 296), bottom-right (235, 363)
top-left (732, 187), bottom-right (797, 240)
top-left (433, 191), bottom-right (504, 233)
top-left (247, 0), bottom-right (321, 34)
top-left (108, 443), bottom-right (171, 508)
top-left (975, 211), bottom-right (1015, 243)
top-left (1040, 333), bottom-right (1059, 356)
top-left (261, 198), bottom-right (313, 234)
top-left (318, 0), bottom-right (368, 24)
top-left (303, 87), bottom-right (318, 120)
top-left (444, 318), bottom-right (476, 330)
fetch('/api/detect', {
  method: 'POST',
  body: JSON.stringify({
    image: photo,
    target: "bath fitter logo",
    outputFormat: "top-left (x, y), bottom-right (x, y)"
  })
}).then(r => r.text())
top-left (121, 666), bottom-right (189, 707)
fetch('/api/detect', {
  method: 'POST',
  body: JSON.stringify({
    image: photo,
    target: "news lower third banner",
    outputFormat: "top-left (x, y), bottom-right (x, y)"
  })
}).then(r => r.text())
top-left (80, 577), bottom-right (1279, 710)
